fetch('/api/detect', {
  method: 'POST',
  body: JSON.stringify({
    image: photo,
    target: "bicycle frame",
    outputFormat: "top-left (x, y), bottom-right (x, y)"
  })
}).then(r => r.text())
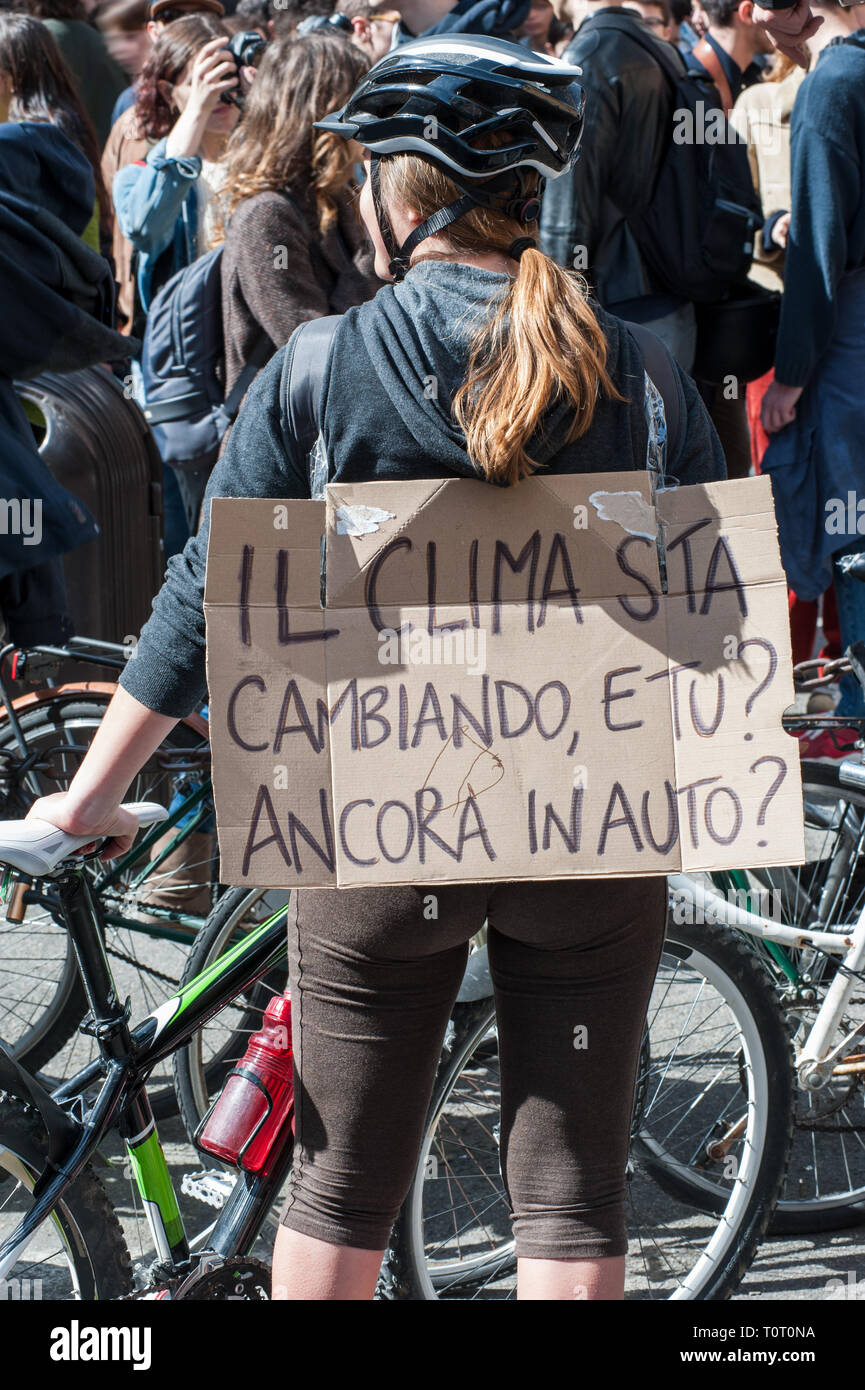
top-left (668, 873), bottom-right (865, 1089)
top-left (0, 864), bottom-right (290, 1282)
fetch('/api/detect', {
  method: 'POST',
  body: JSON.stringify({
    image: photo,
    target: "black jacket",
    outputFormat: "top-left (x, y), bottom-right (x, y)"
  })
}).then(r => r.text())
top-left (539, 8), bottom-right (679, 317)
top-left (0, 123), bottom-right (130, 579)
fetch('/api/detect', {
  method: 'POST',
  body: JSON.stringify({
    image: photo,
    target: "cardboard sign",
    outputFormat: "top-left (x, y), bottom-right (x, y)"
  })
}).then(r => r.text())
top-left (204, 473), bottom-right (804, 888)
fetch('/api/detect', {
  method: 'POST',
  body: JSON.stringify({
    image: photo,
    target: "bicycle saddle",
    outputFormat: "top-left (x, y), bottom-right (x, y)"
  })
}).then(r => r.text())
top-left (0, 802), bottom-right (169, 877)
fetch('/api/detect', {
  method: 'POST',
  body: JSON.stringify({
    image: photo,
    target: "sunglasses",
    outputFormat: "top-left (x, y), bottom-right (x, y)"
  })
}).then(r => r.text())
top-left (153, 5), bottom-right (212, 22)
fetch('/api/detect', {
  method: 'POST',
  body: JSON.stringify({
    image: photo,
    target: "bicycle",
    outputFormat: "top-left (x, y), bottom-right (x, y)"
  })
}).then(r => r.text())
top-left (170, 891), bottom-right (794, 1300)
top-left (656, 644), bottom-right (865, 1234)
top-left (0, 812), bottom-right (792, 1300)
top-left (0, 805), bottom-right (288, 1299)
top-left (0, 637), bottom-right (221, 1111)
top-left (665, 646), bottom-right (865, 1234)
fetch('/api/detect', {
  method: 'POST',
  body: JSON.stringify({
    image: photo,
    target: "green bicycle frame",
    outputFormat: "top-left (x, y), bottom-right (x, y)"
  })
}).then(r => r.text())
top-left (2, 894), bottom-right (293, 1277)
top-left (711, 868), bottom-right (799, 983)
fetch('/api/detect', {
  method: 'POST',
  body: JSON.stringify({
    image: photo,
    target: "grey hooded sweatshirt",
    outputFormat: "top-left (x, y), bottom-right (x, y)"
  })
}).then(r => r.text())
top-left (120, 261), bottom-right (725, 718)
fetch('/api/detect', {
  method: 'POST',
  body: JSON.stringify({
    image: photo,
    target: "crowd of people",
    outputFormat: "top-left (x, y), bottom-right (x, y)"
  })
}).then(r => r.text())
top-left (1, 0), bottom-right (864, 1300)
top-left (1, 0), bottom-right (861, 734)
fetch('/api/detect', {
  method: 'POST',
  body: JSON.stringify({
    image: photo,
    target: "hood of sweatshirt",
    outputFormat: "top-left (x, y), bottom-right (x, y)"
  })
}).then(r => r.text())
top-left (0, 122), bottom-right (131, 380)
top-left (0, 121), bottom-right (94, 235)
top-left (321, 259), bottom-right (636, 485)
top-left (342, 260), bottom-right (630, 466)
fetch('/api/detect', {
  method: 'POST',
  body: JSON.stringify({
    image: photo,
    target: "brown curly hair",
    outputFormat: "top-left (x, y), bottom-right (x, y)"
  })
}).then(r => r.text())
top-left (133, 12), bottom-right (228, 140)
top-left (216, 30), bottom-right (369, 238)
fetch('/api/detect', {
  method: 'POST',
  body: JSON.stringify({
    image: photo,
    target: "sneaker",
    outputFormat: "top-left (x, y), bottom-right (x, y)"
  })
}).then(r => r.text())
top-left (795, 726), bottom-right (862, 763)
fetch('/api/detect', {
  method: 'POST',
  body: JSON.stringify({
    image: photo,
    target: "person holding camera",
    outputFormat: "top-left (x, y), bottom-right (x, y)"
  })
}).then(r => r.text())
top-left (112, 14), bottom-right (242, 317)
top-left (215, 29), bottom-right (379, 398)
top-left (111, 14), bottom-right (246, 550)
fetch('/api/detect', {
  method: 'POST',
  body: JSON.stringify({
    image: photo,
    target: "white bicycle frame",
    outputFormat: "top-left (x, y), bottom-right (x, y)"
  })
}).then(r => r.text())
top-left (668, 873), bottom-right (865, 1092)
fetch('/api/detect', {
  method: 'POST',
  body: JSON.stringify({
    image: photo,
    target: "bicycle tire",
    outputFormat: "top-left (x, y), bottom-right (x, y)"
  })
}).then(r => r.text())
top-left (173, 885), bottom-right (289, 1147)
top-left (0, 694), bottom-right (214, 1117)
top-left (384, 920), bottom-right (794, 1301)
top-left (740, 758), bottom-right (865, 1234)
top-left (676, 760), bottom-right (865, 1233)
top-left (0, 1095), bottom-right (133, 1300)
top-left (634, 922), bottom-right (793, 1254)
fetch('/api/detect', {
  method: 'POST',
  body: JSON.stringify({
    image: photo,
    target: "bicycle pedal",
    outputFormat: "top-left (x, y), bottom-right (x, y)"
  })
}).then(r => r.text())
top-left (181, 1168), bottom-right (237, 1209)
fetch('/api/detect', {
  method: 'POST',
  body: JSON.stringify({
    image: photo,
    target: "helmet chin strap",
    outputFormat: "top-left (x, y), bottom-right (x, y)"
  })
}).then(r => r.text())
top-left (370, 155), bottom-right (479, 282)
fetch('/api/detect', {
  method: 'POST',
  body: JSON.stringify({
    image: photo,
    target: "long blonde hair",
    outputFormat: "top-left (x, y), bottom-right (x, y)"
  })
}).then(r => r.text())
top-left (378, 154), bottom-right (623, 487)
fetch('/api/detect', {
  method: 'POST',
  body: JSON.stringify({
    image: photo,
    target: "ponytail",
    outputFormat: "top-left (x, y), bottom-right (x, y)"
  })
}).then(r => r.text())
top-left (378, 152), bottom-right (623, 488)
top-left (453, 248), bottom-right (622, 486)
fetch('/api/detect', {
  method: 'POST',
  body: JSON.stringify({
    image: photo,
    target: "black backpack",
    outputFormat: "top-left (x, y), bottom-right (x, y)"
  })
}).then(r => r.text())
top-left (140, 246), bottom-right (271, 472)
top-left (591, 14), bottom-right (763, 305)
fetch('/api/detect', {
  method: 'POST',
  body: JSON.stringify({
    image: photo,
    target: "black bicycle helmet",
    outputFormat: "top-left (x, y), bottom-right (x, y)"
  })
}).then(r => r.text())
top-left (315, 34), bottom-right (585, 279)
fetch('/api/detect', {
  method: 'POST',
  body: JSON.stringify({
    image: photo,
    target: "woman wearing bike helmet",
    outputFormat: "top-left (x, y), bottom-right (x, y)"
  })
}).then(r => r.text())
top-left (29, 35), bottom-right (726, 1300)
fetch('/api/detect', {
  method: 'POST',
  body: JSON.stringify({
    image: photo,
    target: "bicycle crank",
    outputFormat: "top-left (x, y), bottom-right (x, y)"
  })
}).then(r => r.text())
top-left (132, 1254), bottom-right (271, 1300)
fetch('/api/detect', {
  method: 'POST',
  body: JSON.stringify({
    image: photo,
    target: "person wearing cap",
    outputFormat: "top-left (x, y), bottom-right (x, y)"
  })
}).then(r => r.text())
top-left (150, 0), bottom-right (226, 22)
top-left (30, 35), bottom-right (726, 1301)
top-left (111, 14), bottom-right (238, 547)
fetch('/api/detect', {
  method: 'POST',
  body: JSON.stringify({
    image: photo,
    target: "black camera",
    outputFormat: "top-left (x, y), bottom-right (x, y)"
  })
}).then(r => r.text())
top-left (219, 29), bottom-right (268, 107)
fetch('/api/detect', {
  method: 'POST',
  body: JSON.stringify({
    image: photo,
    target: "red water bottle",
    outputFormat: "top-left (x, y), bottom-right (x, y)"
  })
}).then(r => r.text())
top-left (196, 992), bottom-right (295, 1175)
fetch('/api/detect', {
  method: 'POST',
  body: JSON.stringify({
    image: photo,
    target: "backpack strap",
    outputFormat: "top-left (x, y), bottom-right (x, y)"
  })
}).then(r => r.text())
top-left (589, 11), bottom-right (688, 86)
top-left (692, 38), bottom-right (733, 116)
top-left (223, 335), bottom-right (275, 420)
top-left (590, 12), bottom-right (728, 118)
top-left (279, 312), bottom-right (683, 488)
top-left (624, 320), bottom-right (682, 461)
top-left (281, 314), bottom-right (342, 460)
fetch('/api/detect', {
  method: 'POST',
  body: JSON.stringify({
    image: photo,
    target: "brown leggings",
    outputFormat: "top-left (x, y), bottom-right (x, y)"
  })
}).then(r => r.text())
top-left (279, 877), bottom-right (667, 1259)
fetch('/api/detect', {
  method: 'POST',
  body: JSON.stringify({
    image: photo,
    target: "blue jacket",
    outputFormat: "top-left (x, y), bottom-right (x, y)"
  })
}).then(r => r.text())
top-left (773, 32), bottom-right (865, 387)
top-left (113, 137), bottom-right (201, 313)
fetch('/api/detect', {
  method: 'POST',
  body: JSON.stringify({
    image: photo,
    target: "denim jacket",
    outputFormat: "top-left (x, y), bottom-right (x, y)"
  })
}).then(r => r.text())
top-left (112, 137), bottom-right (200, 312)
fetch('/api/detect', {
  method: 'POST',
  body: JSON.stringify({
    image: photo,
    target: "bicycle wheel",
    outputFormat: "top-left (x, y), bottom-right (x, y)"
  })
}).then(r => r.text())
top-left (173, 885), bottom-right (290, 1146)
top-left (0, 1096), bottom-right (133, 1299)
top-left (719, 758), bottom-right (865, 1233)
top-left (0, 695), bottom-right (216, 1115)
top-left (383, 919), bottom-right (793, 1301)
